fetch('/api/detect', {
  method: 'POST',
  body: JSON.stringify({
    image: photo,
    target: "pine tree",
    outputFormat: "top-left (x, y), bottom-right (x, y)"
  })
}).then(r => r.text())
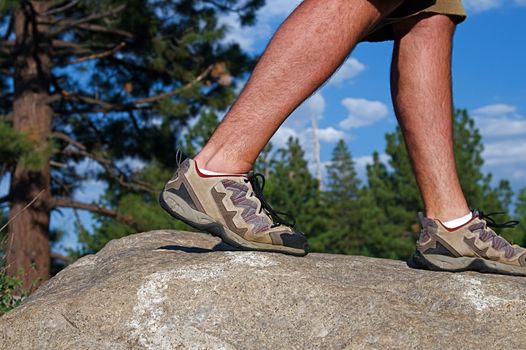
top-left (326, 140), bottom-right (360, 201)
top-left (255, 143), bottom-right (275, 178)
top-left (452, 109), bottom-right (519, 240)
top-left (0, 0), bottom-right (263, 289)
top-left (452, 109), bottom-right (514, 214)
top-left (515, 187), bottom-right (526, 246)
top-left (359, 152), bottom-right (415, 259)
top-left (264, 137), bottom-right (327, 239)
top-left (453, 109), bottom-right (487, 207)
top-left (312, 139), bottom-right (361, 253)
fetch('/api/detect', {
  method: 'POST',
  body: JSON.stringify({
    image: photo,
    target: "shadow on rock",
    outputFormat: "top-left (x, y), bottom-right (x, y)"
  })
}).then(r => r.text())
top-left (157, 241), bottom-right (241, 253)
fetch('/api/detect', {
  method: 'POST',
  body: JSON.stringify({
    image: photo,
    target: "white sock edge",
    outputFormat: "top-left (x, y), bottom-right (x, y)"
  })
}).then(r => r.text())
top-left (196, 163), bottom-right (247, 176)
top-left (443, 212), bottom-right (473, 229)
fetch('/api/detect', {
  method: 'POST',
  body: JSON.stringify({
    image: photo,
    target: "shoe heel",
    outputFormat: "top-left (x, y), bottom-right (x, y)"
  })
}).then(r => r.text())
top-left (159, 190), bottom-right (215, 227)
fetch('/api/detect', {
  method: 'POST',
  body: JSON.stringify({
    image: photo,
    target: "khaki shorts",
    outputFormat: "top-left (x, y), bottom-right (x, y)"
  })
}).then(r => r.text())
top-left (362, 0), bottom-right (467, 42)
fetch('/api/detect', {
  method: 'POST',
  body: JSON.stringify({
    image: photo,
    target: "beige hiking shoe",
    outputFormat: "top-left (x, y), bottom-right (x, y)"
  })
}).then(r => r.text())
top-left (412, 211), bottom-right (526, 276)
top-left (159, 158), bottom-right (308, 256)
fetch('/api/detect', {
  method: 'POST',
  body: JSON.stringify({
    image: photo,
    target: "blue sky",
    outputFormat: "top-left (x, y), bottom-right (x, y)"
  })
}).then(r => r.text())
top-left (4, 0), bottom-right (525, 253)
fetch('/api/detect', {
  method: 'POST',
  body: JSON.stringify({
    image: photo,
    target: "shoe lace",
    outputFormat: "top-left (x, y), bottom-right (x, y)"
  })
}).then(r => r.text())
top-left (244, 171), bottom-right (296, 228)
top-left (478, 211), bottom-right (519, 229)
top-left (471, 211), bottom-right (520, 258)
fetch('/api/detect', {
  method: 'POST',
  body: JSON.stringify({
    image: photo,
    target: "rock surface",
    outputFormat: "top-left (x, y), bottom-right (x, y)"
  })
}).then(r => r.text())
top-left (1, 230), bottom-right (525, 349)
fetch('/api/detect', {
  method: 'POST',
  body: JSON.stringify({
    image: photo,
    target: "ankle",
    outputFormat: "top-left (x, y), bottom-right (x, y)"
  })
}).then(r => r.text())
top-left (426, 205), bottom-right (471, 224)
top-left (194, 152), bottom-right (253, 174)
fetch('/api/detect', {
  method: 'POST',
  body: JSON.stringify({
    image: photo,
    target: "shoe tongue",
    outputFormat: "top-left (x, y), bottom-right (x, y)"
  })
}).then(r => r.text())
top-left (418, 212), bottom-right (436, 227)
top-left (418, 212), bottom-right (426, 226)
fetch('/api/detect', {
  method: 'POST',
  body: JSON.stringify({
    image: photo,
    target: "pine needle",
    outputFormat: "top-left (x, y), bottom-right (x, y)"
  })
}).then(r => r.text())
top-left (0, 189), bottom-right (45, 233)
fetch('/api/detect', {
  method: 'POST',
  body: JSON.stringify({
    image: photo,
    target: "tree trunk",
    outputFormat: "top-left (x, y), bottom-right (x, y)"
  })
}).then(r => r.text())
top-left (6, 1), bottom-right (53, 292)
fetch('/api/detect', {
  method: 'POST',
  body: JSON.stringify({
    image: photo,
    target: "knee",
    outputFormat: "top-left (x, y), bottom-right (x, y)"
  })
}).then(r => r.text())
top-left (393, 13), bottom-right (456, 41)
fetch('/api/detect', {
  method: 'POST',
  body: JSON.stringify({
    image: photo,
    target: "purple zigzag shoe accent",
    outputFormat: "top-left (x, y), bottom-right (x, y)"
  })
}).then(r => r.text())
top-left (222, 180), bottom-right (271, 233)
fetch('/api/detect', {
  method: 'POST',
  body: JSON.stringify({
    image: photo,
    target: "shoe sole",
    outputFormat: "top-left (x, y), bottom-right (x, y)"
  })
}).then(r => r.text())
top-left (159, 189), bottom-right (308, 257)
top-left (411, 250), bottom-right (526, 277)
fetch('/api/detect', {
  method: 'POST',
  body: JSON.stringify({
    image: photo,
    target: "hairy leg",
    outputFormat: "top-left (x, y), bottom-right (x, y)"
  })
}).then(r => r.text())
top-left (195, 0), bottom-right (403, 173)
top-left (391, 14), bottom-right (470, 222)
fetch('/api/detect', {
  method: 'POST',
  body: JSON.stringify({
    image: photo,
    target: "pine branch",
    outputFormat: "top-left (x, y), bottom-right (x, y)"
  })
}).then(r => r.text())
top-left (128, 111), bottom-right (145, 139)
top-left (51, 131), bottom-right (87, 151)
top-left (61, 145), bottom-right (157, 194)
top-left (52, 198), bottom-right (136, 226)
top-left (50, 252), bottom-right (73, 262)
top-left (53, 64), bottom-right (213, 112)
top-left (49, 4), bottom-right (126, 36)
top-left (51, 40), bottom-right (121, 59)
top-left (68, 42), bottom-right (126, 65)
top-left (0, 40), bottom-right (14, 54)
top-left (51, 175), bottom-right (76, 198)
top-left (43, 0), bottom-right (81, 15)
top-left (75, 23), bottom-right (133, 39)
top-left (0, 190), bottom-right (46, 233)
top-left (50, 40), bottom-right (96, 56)
top-left (53, 133), bottom-right (155, 194)
top-left (0, 68), bottom-right (14, 76)
top-left (49, 160), bottom-right (67, 168)
top-left (45, 91), bottom-right (113, 107)
top-left (129, 64), bottom-right (213, 106)
top-left (51, 40), bottom-right (88, 50)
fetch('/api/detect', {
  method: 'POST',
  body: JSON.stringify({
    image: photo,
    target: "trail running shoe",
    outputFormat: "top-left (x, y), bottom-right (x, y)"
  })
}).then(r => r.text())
top-left (159, 158), bottom-right (308, 256)
top-left (412, 211), bottom-right (526, 276)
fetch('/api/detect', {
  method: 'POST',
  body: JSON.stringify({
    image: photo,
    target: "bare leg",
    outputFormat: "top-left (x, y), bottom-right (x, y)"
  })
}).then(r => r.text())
top-left (391, 14), bottom-right (470, 222)
top-left (195, 0), bottom-right (403, 173)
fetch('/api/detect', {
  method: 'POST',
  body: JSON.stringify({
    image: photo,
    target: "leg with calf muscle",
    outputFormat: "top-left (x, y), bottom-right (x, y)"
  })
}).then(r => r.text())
top-left (391, 14), bottom-right (470, 222)
top-left (195, 0), bottom-right (403, 173)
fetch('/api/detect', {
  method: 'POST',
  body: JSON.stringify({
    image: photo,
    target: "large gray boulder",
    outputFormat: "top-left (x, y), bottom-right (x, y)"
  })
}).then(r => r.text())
top-left (1, 230), bottom-right (525, 349)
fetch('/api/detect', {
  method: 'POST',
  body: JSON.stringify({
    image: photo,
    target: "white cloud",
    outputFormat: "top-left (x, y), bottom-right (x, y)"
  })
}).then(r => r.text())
top-left (339, 98), bottom-right (389, 129)
top-left (354, 153), bottom-right (390, 169)
top-left (315, 127), bottom-right (347, 143)
top-left (473, 103), bottom-right (517, 116)
top-left (283, 93), bottom-right (348, 143)
top-left (284, 92), bottom-right (326, 130)
top-left (353, 153), bottom-right (390, 180)
top-left (271, 125), bottom-right (347, 151)
top-left (511, 169), bottom-right (526, 180)
top-left (477, 117), bottom-right (526, 138)
top-left (270, 126), bottom-right (298, 150)
top-left (472, 103), bottom-right (526, 138)
top-left (219, 13), bottom-right (273, 51)
top-left (303, 92), bottom-right (325, 118)
top-left (327, 58), bottom-right (366, 86)
top-left (472, 103), bottom-right (526, 190)
top-left (463, 0), bottom-right (503, 12)
top-left (483, 139), bottom-right (526, 166)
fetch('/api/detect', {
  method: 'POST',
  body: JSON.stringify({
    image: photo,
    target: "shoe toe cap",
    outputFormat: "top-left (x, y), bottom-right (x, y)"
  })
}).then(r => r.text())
top-left (275, 230), bottom-right (308, 251)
